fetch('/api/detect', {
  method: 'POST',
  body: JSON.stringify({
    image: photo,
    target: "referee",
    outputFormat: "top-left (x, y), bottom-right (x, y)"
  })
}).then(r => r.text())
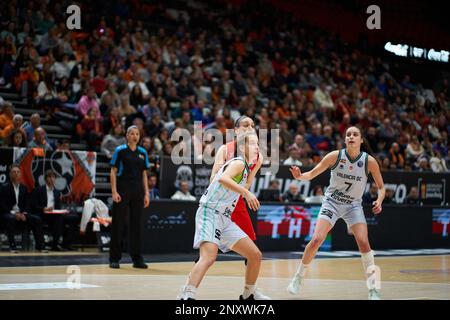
top-left (109, 125), bottom-right (150, 269)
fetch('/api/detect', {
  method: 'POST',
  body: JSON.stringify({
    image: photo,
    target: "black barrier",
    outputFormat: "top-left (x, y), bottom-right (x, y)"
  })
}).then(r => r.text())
top-left (140, 200), bottom-right (450, 254)
top-left (159, 156), bottom-right (450, 206)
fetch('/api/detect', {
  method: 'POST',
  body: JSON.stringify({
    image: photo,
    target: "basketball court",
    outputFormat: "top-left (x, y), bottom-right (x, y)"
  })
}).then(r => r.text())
top-left (0, 250), bottom-right (448, 300)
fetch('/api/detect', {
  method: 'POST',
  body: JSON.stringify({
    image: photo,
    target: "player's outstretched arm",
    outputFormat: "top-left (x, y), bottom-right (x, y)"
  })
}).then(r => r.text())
top-left (368, 155), bottom-right (385, 214)
top-left (210, 145), bottom-right (226, 183)
top-left (218, 160), bottom-right (260, 211)
top-left (290, 150), bottom-right (339, 181)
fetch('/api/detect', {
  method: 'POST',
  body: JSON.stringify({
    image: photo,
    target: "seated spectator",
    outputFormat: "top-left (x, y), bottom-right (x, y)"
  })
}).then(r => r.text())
top-left (103, 107), bottom-right (121, 135)
top-left (384, 187), bottom-right (397, 204)
top-left (80, 198), bottom-right (110, 235)
top-left (0, 164), bottom-right (46, 253)
top-left (6, 128), bottom-right (27, 147)
top-left (313, 82), bottom-right (334, 110)
top-left (258, 179), bottom-right (281, 201)
top-left (24, 113), bottom-right (43, 142)
top-left (405, 136), bottom-right (425, 162)
top-left (388, 142), bottom-right (405, 169)
top-left (430, 151), bottom-right (449, 173)
top-left (77, 86), bottom-right (101, 120)
top-left (171, 180), bottom-right (196, 201)
top-left (306, 124), bottom-right (326, 151)
top-left (414, 156), bottom-right (431, 172)
top-left (28, 127), bottom-right (53, 152)
top-left (118, 93), bottom-right (137, 118)
top-left (0, 102), bottom-right (14, 140)
top-left (281, 182), bottom-right (304, 202)
top-left (78, 107), bottom-right (104, 151)
top-left (404, 186), bottom-right (420, 205)
top-left (147, 172), bottom-right (160, 200)
top-left (101, 123), bottom-right (126, 159)
top-left (31, 170), bottom-right (78, 251)
top-left (283, 146), bottom-right (303, 166)
top-left (146, 114), bottom-right (164, 138)
top-left (305, 185), bottom-right (325, 204)
top-left (363, 184), bottom-right (378, 204)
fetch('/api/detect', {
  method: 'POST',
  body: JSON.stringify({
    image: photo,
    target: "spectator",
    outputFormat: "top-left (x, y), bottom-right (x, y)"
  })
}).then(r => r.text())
top-left (415, 156), bottom-right (431, 172)
top-left (313, 82), bottom-right (334, 110)
top-left (0, 102), bottom-right (14, 140)
top-left (146, 114), bottom-right (164, 138)
top-left (405, 136), bottom-right (425, 163)
top-left (101, 123), bottom-right (126, 159)
top-left (305, 185), bottom-right (325, 204)
top-left (79, 107), bottom-right (104, 151)
top-left (283, 146), bottom-right (303, 166)
top-left (430, 151), bottom-right (448, 173)
top-left (24, 113), bottom-right (42, 142)
top-left (258, 179), bottom-right (281, 202)
top-left (77, 86), bottom-right (101, 120)
top-left (171, 180), bottom-right (196, 201)
top-left (281, 182), bottom-right (304, 202)
top-left (384, 187), bottom-right (397, 204)
top-left (306, 124), bottom-right (326, 151)
top-left (31, 170), bottom-right (78, 251)
top-left (363, 184), bottom-right (379, 204)
top-left (0, 164), bottom-right (46, 253)
top-left (404, 186), bottom-right (420, 205)
top-left (147, 172), bottom-right (161, 200)
top-left (388, 143), bottom-right (405, 169)
top-left (28, 127), bottom-right (53, 152)
top-left (6, 128), bottom-right (27, 147)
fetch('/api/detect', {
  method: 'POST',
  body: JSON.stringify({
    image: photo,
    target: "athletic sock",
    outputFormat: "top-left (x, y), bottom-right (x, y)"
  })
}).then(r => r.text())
top-left (295, 261), bottom-right (309, 277)
top-left (242, 284), bottom-right (256, 299)
top-left (361, 250), bottom-right (376, 290)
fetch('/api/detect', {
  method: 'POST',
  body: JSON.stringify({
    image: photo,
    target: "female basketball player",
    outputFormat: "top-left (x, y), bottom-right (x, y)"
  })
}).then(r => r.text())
top-left (287, 126), bottom-right (385, 300)
top-left (177, 132), bottom-right (270, 300)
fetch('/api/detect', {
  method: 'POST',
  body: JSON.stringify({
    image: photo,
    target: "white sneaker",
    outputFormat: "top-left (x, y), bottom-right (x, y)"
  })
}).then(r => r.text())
top-left (287, 274), bottom-right (303, 295)
top-left (176, 285), bottom-right (196, 300)
top-left (239, 288), bottom-right (271, 300)
top-left (368, 289), bottom-right (381, 300)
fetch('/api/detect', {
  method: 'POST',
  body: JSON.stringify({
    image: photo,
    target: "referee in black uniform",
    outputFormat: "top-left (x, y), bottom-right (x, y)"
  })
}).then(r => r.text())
top-left (109, 125), bottom-right (150, 269)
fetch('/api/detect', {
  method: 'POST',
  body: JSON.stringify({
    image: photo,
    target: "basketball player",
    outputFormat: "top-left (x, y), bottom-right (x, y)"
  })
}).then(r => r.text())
top-left (177, 132), bottom-right (270, 300)
top-left (287, 126), bottom-right (385, 300)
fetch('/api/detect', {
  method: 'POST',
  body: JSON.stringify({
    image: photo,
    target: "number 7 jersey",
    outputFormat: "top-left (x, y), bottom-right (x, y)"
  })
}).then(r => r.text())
top-left (325, 149), bottom-right (369, 205)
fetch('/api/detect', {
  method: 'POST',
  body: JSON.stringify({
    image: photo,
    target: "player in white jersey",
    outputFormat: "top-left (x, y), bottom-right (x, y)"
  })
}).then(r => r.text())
top-left (287, 126), bottom-right (385, 300)
top-left (177, 132), bottom-right (270, 300)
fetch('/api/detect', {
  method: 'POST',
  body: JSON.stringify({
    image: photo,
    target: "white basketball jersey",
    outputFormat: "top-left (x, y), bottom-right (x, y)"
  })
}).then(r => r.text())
top-left (325, 149), bottom-right (369, 204)
top-left (199, 157), bottom-right (249, 217)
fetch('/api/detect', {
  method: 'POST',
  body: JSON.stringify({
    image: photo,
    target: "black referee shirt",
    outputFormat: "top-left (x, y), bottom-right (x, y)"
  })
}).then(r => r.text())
top-left (110, 144), bottom-right (150, 185)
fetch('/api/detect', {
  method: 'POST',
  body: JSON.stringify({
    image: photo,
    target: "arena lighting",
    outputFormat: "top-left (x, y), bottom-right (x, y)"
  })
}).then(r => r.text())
top-left (384, 41), bottom-right (449, 63)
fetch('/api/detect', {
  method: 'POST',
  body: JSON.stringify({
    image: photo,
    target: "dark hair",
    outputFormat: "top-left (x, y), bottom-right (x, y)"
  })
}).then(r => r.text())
top-left (9, 163), bottom-right (21, 172)
top-left (45, 170), bottom-right (56, 179)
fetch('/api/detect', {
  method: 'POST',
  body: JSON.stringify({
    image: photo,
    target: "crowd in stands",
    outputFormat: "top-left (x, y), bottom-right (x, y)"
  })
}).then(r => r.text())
top-left (0, 0), bottom-right (449, 174)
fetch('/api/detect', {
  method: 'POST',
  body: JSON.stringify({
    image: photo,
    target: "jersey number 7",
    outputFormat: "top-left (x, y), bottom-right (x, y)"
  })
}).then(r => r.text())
top-left (344, 182), bottom-right (352, 192)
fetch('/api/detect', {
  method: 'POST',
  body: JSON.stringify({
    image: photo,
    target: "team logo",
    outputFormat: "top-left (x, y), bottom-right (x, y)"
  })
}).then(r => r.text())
top-left (339, 164), bottom-right (344, 169)
top-left (349, 165), bottom-right (353, 171)
top-left (215, 229), bottom-right (222, 240)
top-left (357, 161), bottom-right (364, 167)
top-left (320, 209), bottom-right (333, 219)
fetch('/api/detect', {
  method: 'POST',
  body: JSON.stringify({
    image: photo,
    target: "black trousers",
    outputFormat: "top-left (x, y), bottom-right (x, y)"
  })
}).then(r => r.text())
top-left (1, 213), bottom-right (45, 250)
top-left (43, 213), bottom-right (79, 248)
top-left (110, 184), bottom-right (144, 263)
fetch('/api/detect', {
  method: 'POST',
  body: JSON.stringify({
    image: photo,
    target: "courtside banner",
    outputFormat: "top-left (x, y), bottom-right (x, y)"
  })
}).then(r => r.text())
top-left (160, 156), bottom-right (450, 205)
top-left (10, 147), bottom-right (96, 202)
top-left (141, 200), bottom-right (197, 254)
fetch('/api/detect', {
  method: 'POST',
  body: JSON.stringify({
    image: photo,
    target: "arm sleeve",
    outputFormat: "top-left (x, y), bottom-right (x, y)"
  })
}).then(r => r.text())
top-left (110, 147), bottom-right (122, 168)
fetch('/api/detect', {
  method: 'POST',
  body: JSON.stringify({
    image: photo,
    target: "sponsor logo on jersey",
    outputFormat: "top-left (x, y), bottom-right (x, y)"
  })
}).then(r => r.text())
top-left (357, 160), bottom-right (364, 167)
top-left (349, 165), bottom-right (353, 171)
top-left (339, 164), bottom-right (344, 169)
top-left (340, 159), bottom-right (346, 164)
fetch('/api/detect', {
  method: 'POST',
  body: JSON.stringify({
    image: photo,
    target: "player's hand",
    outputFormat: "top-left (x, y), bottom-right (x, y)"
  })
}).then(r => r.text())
top-left (290, 166), bottom-right (302, 180)
top-left (112, 192), bottom-right (122, 203)
top-left (144, 194), bottom-right (150, 208)
top-left (372, 199), bottom-right (382, 214)
top-left (244, 191), bottom-right (260, 211)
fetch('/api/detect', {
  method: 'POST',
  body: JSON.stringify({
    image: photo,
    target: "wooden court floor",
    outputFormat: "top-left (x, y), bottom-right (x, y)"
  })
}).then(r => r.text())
top-left (0, 254), bottom-right (448, 300)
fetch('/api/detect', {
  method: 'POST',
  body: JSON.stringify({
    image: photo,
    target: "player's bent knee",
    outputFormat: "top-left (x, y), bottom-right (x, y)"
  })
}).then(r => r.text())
top-left (310, 235), bottom-right (325, 247)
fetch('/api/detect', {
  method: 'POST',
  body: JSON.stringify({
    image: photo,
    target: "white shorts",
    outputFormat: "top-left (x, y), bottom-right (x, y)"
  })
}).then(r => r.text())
top-left (318, 196), bottom-right (367, 228)
top-left (193, 205), bottom-right (248, 253)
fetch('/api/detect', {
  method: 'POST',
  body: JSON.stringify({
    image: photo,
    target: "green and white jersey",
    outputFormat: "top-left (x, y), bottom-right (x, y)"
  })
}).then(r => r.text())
top-left (325, 149), bottom-right (369, 204)
top-left (199, 157), bottom-right (249, 218)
